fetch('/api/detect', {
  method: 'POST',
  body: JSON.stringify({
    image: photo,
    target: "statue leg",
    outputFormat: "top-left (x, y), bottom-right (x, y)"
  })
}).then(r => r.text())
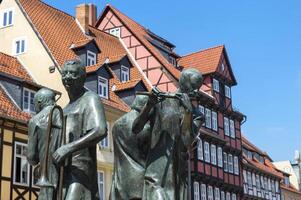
top-left (65, 182), bottom-right (91, 200)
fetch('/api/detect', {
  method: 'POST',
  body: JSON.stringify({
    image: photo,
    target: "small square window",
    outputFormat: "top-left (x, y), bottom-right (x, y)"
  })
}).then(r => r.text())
top-left (98, 77), bottom-right (109, 99)
top-left (13, 37), bottom-right (27, 55)
top-left (109, 27), bottom-right (121, 38)
top-left (87, 50), bottom-right (96, 66)
top-left (121, 66), bottom-right (129, 82)
top-left (23, 88), bottom-right (35, 113)
top-left (1, 8), bottom-right (14, 28)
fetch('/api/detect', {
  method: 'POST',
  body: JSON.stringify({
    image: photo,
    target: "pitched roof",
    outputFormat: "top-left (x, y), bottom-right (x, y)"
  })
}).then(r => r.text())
top-left (96, 5), bottom-right (181, 80)
top-left (242, 135), bottom-right (267, 156)
top-left (178, 45), bottom-right (224, 74)
top-left (281, 183), bottom-right (301, 195)
top-left (0, 86), bottom-right (31, 122)
top-left (114, 79), bottom-right (141, 92)
top-left (0, 52), bottom-right (33, 83)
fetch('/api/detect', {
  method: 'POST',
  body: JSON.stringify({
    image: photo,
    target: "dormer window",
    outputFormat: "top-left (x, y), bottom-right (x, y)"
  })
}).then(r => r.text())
top-left (1, 8), bottom-right (14, 28)
top-left (225, 85), bottom-right (231, 98)
top-left (87, 50), bottom-right (96, 66)
top-left (170, 56), bottom-right (177, 66)
top-left (98, 77), bottom-right (108, 99)
top-left (213, 78), bottom-right (219, 92)
top-left (121, 66), bottom-right (129, 82)
top-left (109, 27), bottom-right (121, 38)
top-left (23, 88), bottom-right (35, 113)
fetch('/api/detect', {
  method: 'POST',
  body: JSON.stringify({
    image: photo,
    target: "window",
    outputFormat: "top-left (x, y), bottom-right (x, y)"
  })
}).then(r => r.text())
top-left (223, 152), bottom-right (228, 172)
top-left (230, 120), bottom-right (235, 138)
top-left (208, 186), bottom-right (214, 200)
top-left (215, 188), bottom-right (220, 200)
top-left (225, 85), bottom-right (231, 98)
top-left (247, 150), bottom-right (253, 159)
top-left (224, 117), bottom-right (230, 136)
top-left (234, 156), bottom-right (239, 175)
top-left (212, 111), bottom-right (218, 131)
top-left (211, 144), bottom-right (216, 165)
top-left (231, 194), bottom-right (236, 200)
top-left (194, 182), bottom-right (200, 200)
top-left (1, 8), bottom-right (14, 27)
top-left (256, 174), bottom-right (261, 189)
top-left (98, 171), bottom-right (105, 200)
top-left (170, 56), bottom-right (177, 66)
top-left (204, 142), bottom-right (210, 163)
top-left (205, 108), bottom-right (212, 129)
top-left (87, 50), bottom-right (96, 66)
top-left (109, 27), bottom-right (121, 37)
top-left (217, 147), bottom-right (223, 167)
top-left (199, 105), bottom-right (205, 126)
top-left (197, 139), bottom-right (203, 160)
top-left (213, 79), bottom-right (219, 92)
top-left (121, 66), bottom-right (130, 82)
top-left (98, 77), bottom-right (109, 99)
top-left (100, 122), bottom-right (109, 148)
top-left (23, 88), bottom-right (35, 113)
top-left (13, 37), bottom-right (27, 55)
top-left (247, 171), bottom-right (252, 188)
top-left (226, 192), bottom-right (231, 200)
top-left (221, 191), bottom-right (225, 200)
top-left (14, 142), bottom-right (29, 185)
top-left (201, 184), bottom-right (207, 200)
top-left (228, 154), bottom-right (233, 173)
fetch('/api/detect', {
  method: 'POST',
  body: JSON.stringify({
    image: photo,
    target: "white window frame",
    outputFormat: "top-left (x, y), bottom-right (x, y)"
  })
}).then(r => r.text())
top-left (225, 85), bottom-right (231, 98)
top-left (98, 76), bottom-right (109, 99)
top-left (13, 142), bottom-right (30, 186)
top-left (205, 108), bottom-right (212, 129)
top-left (194, 182), bottom-right (200, 200)
top-left (215, 188), bottom-right (220, 200)
top-left (234, 156), bottom-right (239, 175)
top-left (212, 111), bottom-right (218, 131)
top-left (197, 139), bottom-right (204, 160)
top-left (201, 184), bottom-right (207, 200)
top-left (223, 152), bottom-right (228, 172)
top-left (211, 144), bottom-right (217, 165)
top-left (204, 142), bottom-right (210, 163)
top-left (98, 171), bottom-right (105, 200)
top-left (0, 8), bottom-right (14, 28)
top-left (226, 192), bottom-right (231, 200)
top-left (121, 66), bottom-right (130, 82)
top-left (23, 88), bottom-right (35, 113)
top-left (13, 36), bottom-right (27, 55)
top-left (199, 105), bottom-right (205, 126)
top-left (217, 147), bottom-right (223, 167)
top-left (87, 50), bottom-right (97, 66)
top-left (213, 78), bottom-right (219, 92)
top-left (230, 120), bottom-right (235, 138)
top-left (109, 27), bottom-right (121, 38)
top-left (231, 194), bottom-right (237, 200)
top-left (221, 191), bottom-right (225, 200)
top-left (208, 186), bottom-right (214, 200)
top-left (100, 122), bottom-right (109, 149)
top-left (224, 117), bottom-right (230, 136)
top-left (228, 154), bottom-right (233, 173)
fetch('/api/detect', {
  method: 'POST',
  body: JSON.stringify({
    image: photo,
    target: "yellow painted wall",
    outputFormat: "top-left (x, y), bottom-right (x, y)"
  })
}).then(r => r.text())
top-left (0, 0), bottom-right (68, 106)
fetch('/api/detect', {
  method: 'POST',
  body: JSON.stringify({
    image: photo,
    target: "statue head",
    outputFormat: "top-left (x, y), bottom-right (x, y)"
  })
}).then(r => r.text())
top-left (179, 68), bottom-right (203, 93)
top-left (34, 88), bottom-right (56, 113)
top-left (131, 95), bottom-right (149, 112)
top-left (61, 59), bottom-right (86, 94)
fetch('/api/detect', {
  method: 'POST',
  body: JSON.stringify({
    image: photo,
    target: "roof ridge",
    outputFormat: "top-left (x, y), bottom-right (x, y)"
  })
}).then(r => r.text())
top-left (180, 45), bottom-right (224, 58)
top-left (34, 0), bottom-right (75, 20)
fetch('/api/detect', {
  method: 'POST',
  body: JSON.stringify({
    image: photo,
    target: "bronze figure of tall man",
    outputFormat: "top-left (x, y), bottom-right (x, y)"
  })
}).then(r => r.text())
top-left (52, 59), bottom-right (107, 200)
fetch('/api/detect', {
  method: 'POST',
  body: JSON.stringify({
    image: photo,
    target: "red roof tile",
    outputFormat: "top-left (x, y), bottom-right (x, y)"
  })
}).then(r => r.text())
top-left (0, 52), bottom-right (33, 83)
top-left (98, 5), bottom-right (181, 80)
top-left (70, 38), bottom-right (95, 50)
top-left (0, 87), bottom-right (31, 122)
top-left (114, 79), bottom-right (141, 92)
top-left (178, 45), bottom-right (224, 74)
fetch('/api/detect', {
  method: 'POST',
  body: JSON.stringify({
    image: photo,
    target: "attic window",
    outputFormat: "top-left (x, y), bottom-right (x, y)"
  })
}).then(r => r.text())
top-left (87, 50), bottom-right (96, 66)
top-left (109, 27), bottom-right (121, 38)
top-left (1, 8), bottom-right (14, 28)
top-left (23, 88), bottom-right (35, 113)
top-left (170, 56), bottom-right (177, 67)
top-left (121, 66), bottom-right (129, 82)
top-left (98, 77), bottom-right (108, 99)
top-left (213, 78), bottom-right (219, 92)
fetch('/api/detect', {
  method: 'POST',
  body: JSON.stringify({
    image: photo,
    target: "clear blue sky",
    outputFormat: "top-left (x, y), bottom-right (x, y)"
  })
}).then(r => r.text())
top-left (44, 0), bottom-right (301, 162)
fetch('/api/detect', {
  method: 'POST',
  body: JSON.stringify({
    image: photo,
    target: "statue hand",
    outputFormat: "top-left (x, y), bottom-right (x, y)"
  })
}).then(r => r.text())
top-left (52, 145), bottom-right (70, 165)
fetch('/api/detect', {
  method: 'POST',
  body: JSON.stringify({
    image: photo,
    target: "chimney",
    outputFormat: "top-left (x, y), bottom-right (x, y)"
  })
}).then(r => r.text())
top-left (76, 4), bottom-right (97, 34)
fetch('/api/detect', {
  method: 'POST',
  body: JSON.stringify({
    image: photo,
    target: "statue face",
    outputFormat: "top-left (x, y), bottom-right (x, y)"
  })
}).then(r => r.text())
top-left (61, 63), bottom-right (84, 92)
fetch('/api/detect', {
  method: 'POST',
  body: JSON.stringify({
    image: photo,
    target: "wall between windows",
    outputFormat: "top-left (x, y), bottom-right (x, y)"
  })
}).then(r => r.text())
top-left (0, 0), bottom-right (68, 106)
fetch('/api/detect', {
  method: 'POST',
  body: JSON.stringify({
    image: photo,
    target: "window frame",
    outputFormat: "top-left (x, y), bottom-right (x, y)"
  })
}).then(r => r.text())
top-left (13, 141), bottom-right (30, 186)
top-left (197, 139), bottom-right (204, 160)
top-left (223, 152), bottom-right (228, 172)
top-left (205, 108), bottom-right (212, 129)
top-left (224, 117), bottom-right (230, 136)
top-left (225, 85), bottom-right (231, 98)
top-left (213, 78), bottom-right (220, 92)
top-left (211, 144), bottom-right (217, 165)
top-left (99, 122), bottom-right (110, 149)
top-left (23, 87), bottom-right (36, 113)
top-left (86, 50), bottom-right (97, 66)
top-left (229, 119), bottom-right (235, 138)
top-left (215, 187), bottom-right (220, 200)
top-left (121, 65), bottom-right (130, 82)
top-left (234, 156), bottom-right (239, 175)
top-left (228, 154), bottom-right (234, 173)
top-left (98, 76), bottom-right (109, 99)
top-left (0, 7), bottom-right (14, 28)
top-left (201, 184), bottom-right (207, 200)
top-left (109, 27), bottom-right (121, 38)
top-left (208, 185), bottom-right (214, 200)
top-left (13, 36), bottom-right (27, 55)
top-left (194, 182), bottom-right (200, 200)
top-left (98, 171), bottom-right (105, 200)
top-left (204, 142), bottom-right (210, 163)
top-left (217, 147), bottom-right (223, 168)
top-left (212, 111), bottom-right (218, 131)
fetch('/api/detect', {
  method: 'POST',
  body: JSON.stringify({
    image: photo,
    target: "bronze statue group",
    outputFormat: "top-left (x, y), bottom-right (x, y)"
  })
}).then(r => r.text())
top-left (27, 59), bottom-right (204, 200)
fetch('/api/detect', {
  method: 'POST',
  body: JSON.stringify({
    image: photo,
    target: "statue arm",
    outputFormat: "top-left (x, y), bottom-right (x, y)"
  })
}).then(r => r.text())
top-left (27, 120), bottom-right (39, 166)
